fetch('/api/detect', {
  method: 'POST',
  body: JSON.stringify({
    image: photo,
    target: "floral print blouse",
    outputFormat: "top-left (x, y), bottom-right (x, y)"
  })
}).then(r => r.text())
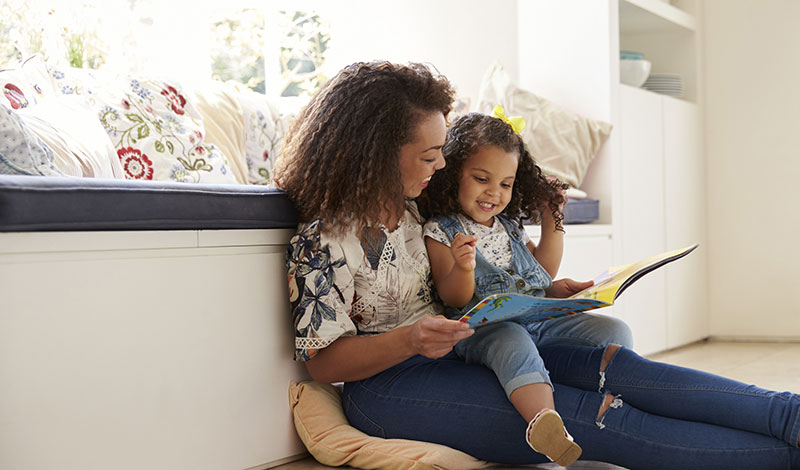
top-left (287, 202), bottom-right (441, 361)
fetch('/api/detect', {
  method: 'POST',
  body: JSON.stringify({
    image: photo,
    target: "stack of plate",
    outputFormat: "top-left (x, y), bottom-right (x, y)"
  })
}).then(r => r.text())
top-left (642, 73), bottom-right (683, 98)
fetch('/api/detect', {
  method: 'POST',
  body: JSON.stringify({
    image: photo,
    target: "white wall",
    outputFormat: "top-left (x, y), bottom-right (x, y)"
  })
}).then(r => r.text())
top-left (704, 0), bottom-right (800, 339)
top-left (305, 0), bottom-right (519, 107)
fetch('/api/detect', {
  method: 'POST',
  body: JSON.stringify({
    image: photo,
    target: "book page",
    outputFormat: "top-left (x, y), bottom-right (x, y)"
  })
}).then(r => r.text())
top-left (569, 244), bottom-right (699, 303)
top-left (458, 244), bottom-right (698, 328)
top-left (461, 294), bottom-right (611, 328)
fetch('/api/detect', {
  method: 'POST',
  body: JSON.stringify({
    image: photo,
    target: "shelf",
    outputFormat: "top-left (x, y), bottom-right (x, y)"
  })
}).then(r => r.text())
top-left (620, 0), bottom-right (696, 34)
top-left (619, 83), bottom-right (697, 104)
top-left (618, 0), bottom-right (698, 103)
top-left (525, 223), bottom-right (613, 239)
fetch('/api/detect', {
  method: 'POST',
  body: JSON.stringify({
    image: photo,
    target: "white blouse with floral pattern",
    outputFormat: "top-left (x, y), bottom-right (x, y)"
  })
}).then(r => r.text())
top-left (287, 202), bottom-right (441, 361)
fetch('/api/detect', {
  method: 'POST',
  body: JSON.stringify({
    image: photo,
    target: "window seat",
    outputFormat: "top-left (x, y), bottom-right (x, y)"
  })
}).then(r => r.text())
top-left (0, 174), bottom-right (310, 470)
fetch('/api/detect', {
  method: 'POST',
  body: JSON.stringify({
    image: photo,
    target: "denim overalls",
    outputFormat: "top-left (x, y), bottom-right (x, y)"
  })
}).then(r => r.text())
top-left (431, 214), bottom-right (555, 395)
top-left (432, 214), bottom-right (553, 317)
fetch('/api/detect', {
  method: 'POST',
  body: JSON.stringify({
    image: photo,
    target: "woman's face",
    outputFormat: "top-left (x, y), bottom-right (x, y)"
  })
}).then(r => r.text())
top-left (398, 112), bottom-right (447, 198)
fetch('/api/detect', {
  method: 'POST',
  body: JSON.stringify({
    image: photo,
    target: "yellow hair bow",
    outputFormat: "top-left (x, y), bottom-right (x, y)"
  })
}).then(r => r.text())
top-left (492, 105), bottom-right (526, 134)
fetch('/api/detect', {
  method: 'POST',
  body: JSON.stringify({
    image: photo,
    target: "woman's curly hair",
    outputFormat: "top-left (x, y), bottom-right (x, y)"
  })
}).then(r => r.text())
top-left (273, 61), bottom-right (454, 236)
top-left (418, 112), bottom-right (567, 230)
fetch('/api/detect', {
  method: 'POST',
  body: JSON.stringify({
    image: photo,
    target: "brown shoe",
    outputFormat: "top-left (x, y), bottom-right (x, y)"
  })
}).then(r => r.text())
top-left (525, 409), bottom-right (582, 467)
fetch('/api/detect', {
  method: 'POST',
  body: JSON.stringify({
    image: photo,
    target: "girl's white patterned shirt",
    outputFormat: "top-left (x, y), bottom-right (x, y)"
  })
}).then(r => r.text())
top-left (423, 213), bottom-right (532, 270)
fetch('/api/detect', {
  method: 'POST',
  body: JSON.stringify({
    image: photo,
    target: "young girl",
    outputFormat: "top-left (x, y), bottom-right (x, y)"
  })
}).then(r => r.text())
top-left (418, 108), bottom-right (582, 466)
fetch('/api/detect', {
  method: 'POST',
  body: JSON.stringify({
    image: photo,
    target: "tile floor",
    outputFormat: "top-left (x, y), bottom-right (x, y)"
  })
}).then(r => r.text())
top-left (272, 340), bottom-right (800, 470)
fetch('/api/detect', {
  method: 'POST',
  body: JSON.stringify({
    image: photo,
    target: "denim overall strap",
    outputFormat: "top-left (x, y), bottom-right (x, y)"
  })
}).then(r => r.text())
top-left (432, 215), bottom-right (505, 289)
top-left (430, 214), bottom-right (466, 240)
top-left (432, 214), bottom-right (552, 315)
top-left (495, 215), bottom-right (538, 276)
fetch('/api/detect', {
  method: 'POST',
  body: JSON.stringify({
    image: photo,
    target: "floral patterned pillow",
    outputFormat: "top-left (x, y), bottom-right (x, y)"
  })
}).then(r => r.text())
top-left (0, 55), bottom-right (56, 111)
top-left (48, 64), bottom-right (102, 97)
top-left (237, 89), bottom-right (293, 185)
top-left (49, 67), bottom-right (237, 184)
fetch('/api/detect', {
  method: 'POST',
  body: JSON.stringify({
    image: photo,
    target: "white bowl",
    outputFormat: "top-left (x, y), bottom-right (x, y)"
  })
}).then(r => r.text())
top-left (620, 59), bottom-right (651, 87)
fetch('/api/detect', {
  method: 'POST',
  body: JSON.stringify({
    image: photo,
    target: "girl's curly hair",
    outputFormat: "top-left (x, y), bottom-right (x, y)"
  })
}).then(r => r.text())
top-left (273, 61), bottom-right (454, 236)
top-left (418, 112), bottom-right (567, 230)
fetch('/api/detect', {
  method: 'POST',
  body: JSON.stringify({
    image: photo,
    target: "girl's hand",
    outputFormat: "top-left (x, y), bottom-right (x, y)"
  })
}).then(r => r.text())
top-left (450, 233), bottom-right (477, 271)
top-left (546, 278), bottom-right (594, 298)
top-left (407, 315), bottom-right (474, 359)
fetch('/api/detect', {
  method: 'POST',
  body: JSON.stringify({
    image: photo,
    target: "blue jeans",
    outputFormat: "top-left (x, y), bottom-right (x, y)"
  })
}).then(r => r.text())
top-left (455, 313), bottom-right (634, 397)
top-left (343, 320), bottom-right (800, 468)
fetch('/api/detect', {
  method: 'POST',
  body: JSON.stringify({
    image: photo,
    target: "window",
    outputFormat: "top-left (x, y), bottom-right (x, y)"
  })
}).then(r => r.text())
top-left (1, 0), bottom-right (331, 107)
top-left (210, 8), bottom-right (267, 93)
top-left (277, 10), bottom-right (329, 97)
top-left (0, 0), bottom-right (106, 68)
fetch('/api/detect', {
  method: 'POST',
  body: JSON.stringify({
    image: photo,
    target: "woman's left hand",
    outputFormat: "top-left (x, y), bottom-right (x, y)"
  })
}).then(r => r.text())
top-left (546, 278), bottom-right (593, 298)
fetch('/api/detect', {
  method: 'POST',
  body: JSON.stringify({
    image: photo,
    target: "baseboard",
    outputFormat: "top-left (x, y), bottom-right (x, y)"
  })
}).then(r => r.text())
top-left (708, 335), bottom-right (800, 343)
top-left (247, 453), bottom-right (310, 470)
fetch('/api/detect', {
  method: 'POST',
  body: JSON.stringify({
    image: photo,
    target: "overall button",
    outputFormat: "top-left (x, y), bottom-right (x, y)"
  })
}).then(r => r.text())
top-left (511, 231), bottom-right (520, 239)
top-left (516, 279), bottom-right (526, 289)
top-left (506, 268), bottom-right (515, 275)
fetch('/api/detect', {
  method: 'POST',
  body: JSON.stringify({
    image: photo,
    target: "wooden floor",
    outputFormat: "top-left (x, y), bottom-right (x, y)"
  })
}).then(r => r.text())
top-left (272, 340), bottom-right (800, 470)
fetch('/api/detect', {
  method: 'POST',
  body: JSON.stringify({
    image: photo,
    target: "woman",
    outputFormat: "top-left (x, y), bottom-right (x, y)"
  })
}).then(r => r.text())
top-left (275, 61), bottom-right (800, 469)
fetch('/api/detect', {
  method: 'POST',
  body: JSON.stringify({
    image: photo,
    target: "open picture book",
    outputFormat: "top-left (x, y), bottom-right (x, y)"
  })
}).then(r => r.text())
top-left (459, 243), bottom-right (699, 328)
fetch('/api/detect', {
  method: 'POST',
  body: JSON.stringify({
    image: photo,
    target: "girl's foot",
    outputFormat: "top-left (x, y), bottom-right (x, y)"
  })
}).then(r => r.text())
top-left (526, 409), bottom-right (582, 467)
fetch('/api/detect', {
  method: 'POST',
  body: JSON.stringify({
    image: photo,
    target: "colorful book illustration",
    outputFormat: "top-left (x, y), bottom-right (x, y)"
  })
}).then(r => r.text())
top-left (459, 243), bottom-right (699, 328)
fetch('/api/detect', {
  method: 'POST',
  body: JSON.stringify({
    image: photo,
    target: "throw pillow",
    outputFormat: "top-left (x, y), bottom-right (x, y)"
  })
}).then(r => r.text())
top-left (48, 66), bottom-right (238, 183)
top-left (289, 380), bottom-right (492, 470)
top-left (235, 87), bottom-right (292, 185)
top-left (0, 105), bottom-right (65, 176)
top-left (15, 95), bottom-right (124, 178)
top-left (476, 62), bottom-right (612, 189)
top-left (192, 81), bottom-right (249, 184)
top-left (47, 63), bottom-right (102, 97)
top-left (93, 76), bottom-right (238, 183)
top-left (0, 55), bottom-right (55, 110)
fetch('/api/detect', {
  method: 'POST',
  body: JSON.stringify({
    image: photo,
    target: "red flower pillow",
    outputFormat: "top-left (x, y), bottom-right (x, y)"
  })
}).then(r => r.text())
top-left (49, 66), bottom-right (238, 183)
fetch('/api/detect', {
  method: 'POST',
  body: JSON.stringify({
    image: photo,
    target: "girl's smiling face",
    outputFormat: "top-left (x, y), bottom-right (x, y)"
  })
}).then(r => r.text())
top-left (458, 145), bottom-right (519, 226)
top-left (398, 112), bottom-right (447, 199)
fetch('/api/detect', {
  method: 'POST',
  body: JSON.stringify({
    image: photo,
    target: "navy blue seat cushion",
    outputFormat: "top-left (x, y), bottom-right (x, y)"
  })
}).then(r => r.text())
top-left (0, 175), bottom-right (297, 231)
top-left (523, 198), bottom-right (600, 226)
top-left (562, 197), bottom-right (599, 224)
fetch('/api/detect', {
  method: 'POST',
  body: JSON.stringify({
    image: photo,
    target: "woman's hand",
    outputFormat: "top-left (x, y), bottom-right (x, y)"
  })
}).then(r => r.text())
top-left (546, 278), bottom-right (594, 298)
top-left (407, 315), bottom-right (474, 359)
top-left (450, 233), bottom-right (477, 271)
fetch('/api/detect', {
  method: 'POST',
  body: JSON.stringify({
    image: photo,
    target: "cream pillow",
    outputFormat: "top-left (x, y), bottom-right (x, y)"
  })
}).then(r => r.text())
top-left (289, 381), bottom-right (493, 470)
top-left (476, 63), bottom-right (612, 189)
top-left (192, 81), bottom-right (249, 185)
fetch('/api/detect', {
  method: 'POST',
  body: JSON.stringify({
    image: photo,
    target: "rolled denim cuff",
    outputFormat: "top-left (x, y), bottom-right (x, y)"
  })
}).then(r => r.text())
top-left (504, 371), bottom-right (552, 398)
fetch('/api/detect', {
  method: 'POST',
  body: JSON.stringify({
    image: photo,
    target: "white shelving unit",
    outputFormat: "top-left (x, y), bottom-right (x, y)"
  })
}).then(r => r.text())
top-left (620, 0), bottom-right (696, 33)
top-left (518, 0), bottom-right (707, 354)
top-left (619, 0), bottom-right (699, 103)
